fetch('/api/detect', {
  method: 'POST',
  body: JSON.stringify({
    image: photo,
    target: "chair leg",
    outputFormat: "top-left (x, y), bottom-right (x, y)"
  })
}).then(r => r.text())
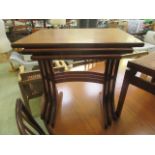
top-left (24, 99), bottom-right (32, 114)
top-left (151, 77), bottom-right (155, 83)
top-left (115, 70), bottom-right (131, 118)
top-left (18, 82), bottom-right (32, 113)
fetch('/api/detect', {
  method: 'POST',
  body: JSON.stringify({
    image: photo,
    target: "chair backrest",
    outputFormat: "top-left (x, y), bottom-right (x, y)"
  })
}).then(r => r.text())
top-left (144, 31), bottom-right (155, 45)
top-left (16, 98), bottom-right (46, 135)
top-left (0, 19), bottom-right (12, 53)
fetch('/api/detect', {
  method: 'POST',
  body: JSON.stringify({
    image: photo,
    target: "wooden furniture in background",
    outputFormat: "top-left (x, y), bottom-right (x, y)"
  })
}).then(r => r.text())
top-left (30, 19), bottom-right (47, 28)
top-left (12, 28), bottom-right (144, 129)
top-left (10, 20), bottom-right (32, 41)
top-left (18, 65), bottom-right (64, 113)
top-left (30, 19), bottom-right (48, 33)
top-left (116, 53), bottom-right (155, 118)
top-left (16, 98), bottom-right (46, 135)
top-left (18, 70), bottom-right (43, 112)
top-left (11, 20), bottom-right (31, 34)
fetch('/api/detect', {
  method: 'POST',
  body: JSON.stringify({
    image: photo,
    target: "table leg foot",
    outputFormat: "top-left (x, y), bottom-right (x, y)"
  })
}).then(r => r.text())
top-left (104, 119), bottom-right (112, 129)
top-left (113, 111), bottom-right (120, 121)
top-left (99, 91), bottom-right (111, 129)
top-left (112, 112), bottom-right (118, 120)
top-left (104, 124), bottom-right (108, 129)
top-left (50, 91), bottom-right (63, 128)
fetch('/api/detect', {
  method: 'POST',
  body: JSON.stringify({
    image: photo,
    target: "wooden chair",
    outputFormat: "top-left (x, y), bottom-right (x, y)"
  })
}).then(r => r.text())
top-left (18, 66), bottom-right (64, 113)
top-left (11, 20), bottom-right (31, 33)
top-left (18, 70), bottom-right (43, 112)
top-left (116, 53), bottom-right (155, 118)
top-left (16, 98), bottom-right (46, 135)
top-left (10, 20), bottom-right (32, 41)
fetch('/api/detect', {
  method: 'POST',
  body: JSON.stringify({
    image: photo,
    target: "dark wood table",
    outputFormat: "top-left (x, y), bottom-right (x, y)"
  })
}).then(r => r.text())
top-left (12, 28), bottom-right (144, 128)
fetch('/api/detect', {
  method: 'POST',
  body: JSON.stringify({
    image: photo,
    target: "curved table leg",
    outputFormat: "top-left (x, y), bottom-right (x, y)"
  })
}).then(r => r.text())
top-left (38, 58), bottom-right (120, 129)
top-left (103, 59), bottom-right (120, 128)
top-left (39, 60), bottom-right (57, 127)
top-left (103, 60), bottom-right (112, 128)
top-left (109, 59), bottom-right (120, 120)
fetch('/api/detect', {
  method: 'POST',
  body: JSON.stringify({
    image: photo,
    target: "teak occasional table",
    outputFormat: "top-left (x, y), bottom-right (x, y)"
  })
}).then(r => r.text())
top-left (12, 28), bottom-right (144, 128)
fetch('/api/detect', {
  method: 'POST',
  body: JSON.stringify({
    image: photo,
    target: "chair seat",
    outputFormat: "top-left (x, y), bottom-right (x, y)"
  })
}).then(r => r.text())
top-left (128, 53), bottom-right (155, 77)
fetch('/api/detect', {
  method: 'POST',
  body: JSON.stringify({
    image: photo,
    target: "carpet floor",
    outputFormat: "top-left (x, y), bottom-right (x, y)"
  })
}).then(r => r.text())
top-left (0, 61), bottom-right (47, 134)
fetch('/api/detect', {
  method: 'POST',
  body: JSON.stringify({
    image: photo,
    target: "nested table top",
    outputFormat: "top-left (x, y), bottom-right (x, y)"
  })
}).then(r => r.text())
top-left (12, 28), bottom-right (144, 49)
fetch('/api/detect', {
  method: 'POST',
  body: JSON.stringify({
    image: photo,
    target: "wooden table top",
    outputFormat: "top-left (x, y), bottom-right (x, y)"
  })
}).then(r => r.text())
top-left (12, 28), bottom-right (144, 49)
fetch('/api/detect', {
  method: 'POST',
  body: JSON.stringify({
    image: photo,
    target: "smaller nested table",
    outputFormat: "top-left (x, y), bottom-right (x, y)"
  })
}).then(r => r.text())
top-left (12, 28), bottom-right (144, 128)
